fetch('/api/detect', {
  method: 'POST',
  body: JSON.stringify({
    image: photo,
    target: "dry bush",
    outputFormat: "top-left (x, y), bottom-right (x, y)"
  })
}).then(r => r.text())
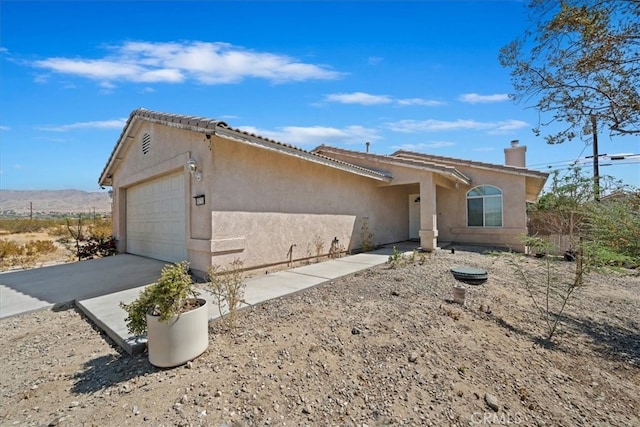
top-left (87, 218), bottom-right (112, 240)
top-left (24, 240), bottom-right (56, 256)
top-left (207, 259), bottom-right (246, 332)
top-left (0, 239), bottom-right (51, 270)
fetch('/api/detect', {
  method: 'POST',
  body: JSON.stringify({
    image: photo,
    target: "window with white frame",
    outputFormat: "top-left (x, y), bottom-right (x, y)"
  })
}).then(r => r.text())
top-left (467, 185), bottom-right (503, 227)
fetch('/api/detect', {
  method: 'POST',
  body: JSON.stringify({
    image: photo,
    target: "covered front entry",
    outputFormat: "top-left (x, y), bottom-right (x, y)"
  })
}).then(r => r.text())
top-left (125, 172), bottom-right (187, 262)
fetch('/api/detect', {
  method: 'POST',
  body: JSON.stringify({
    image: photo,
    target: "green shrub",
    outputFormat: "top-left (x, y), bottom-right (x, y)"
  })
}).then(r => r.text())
top-left (120, 261), bottom-right (199, 336)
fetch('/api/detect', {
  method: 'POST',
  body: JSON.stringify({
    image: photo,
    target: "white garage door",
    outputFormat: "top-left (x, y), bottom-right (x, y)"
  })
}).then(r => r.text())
top-left (126, 172), bottom-right (187, 262)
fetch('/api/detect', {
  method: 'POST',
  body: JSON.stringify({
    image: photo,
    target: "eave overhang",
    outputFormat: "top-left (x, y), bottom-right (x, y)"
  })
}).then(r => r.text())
top-left (98, 109), bottom-right (392, 187)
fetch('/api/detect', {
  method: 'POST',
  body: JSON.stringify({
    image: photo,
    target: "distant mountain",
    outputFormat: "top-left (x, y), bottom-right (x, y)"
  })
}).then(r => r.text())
top-left (0, 190), bottom-right (112, 215)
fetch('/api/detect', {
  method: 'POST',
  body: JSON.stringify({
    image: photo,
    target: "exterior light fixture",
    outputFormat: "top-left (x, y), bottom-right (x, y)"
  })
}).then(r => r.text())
top-left (194, 194), bottom-right (206, 206)
top-left (187, 157), bottom-right (202, 181)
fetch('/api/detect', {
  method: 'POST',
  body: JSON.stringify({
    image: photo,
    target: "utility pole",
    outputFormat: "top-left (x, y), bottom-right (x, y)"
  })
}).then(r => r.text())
top-left (590, 115), bottom-right (600, 202)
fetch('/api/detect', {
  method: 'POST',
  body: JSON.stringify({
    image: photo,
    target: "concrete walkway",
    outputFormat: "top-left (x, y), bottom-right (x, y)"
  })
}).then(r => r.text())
top-left (77, 246), bottom-right (414, 355)
top-left (1, 243), bottom-right (419, 355)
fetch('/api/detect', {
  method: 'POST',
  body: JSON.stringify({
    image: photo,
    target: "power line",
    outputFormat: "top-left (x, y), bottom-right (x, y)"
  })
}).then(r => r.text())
top-left (529, 153), bottom-right (640, 171)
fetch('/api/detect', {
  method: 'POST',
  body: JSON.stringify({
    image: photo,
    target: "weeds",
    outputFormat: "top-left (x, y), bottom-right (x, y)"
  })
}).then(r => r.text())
top-left (387, 246), bottom-right (406, 268)
top-left (207, 259), bottom-right (246, 332)
top-left (387, 247), bottom-right (429, 268)
top-left (360, 216), bottom-right (375, 252)
top-left (312, 234), bottom-right (325, 262)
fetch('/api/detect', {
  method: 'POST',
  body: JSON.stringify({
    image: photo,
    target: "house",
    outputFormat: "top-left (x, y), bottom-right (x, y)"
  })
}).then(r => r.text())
top-left (99, 108), bottom-right (549, 275)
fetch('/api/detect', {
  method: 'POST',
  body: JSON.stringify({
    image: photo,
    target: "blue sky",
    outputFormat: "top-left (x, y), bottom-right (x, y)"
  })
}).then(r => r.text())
top-left (1, 0), bottom-right (638, 192)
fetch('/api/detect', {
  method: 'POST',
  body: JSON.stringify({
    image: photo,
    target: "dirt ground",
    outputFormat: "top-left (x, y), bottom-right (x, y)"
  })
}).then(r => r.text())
top-left (1, 247), bottom-right (639, 427)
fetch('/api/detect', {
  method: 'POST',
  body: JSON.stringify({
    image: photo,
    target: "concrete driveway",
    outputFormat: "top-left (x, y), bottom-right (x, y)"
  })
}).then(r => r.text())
top-left (0, 254), bottom-right (167, 319)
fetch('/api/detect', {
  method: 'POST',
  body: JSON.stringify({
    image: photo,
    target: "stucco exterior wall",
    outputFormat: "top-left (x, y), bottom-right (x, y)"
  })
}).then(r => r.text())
top-left (441, 165), bottom-right (529, 251)
top-left (198, 137), bottom-right (412, 270)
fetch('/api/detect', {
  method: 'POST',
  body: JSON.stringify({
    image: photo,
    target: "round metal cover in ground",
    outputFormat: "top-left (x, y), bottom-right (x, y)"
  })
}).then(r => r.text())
top-left (450, 267), bottom-right (488, 285)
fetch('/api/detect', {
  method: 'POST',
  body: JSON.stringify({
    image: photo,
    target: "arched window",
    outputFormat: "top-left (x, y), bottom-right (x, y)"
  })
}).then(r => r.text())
top-left (467, 185), bottom-right (503, 227)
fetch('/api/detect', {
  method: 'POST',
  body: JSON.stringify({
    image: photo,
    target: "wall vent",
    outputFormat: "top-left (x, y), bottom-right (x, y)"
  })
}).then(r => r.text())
top-left (141, 133), bottom-right (151, 155)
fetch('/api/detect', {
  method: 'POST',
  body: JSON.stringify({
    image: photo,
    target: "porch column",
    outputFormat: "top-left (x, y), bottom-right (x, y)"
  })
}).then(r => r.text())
top-left (419, 174), bottom-right (438, 251)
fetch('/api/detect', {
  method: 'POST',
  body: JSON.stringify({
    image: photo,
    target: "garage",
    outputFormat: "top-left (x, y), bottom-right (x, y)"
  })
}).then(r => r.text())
top-left (126, 172), bottom-right (187, 262)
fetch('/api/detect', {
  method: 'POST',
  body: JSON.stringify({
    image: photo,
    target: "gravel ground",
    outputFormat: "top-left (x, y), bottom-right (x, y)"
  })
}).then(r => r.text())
top-left (1, 247), bottom-right (639, 426)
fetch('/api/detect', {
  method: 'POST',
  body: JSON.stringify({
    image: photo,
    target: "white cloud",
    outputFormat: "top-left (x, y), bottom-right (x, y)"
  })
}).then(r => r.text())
top-left (34, 74), bottom-right (49, 84)
top-left (35, 57), bottom-right (184, 83)
top-left (325, 92), bottom-right (444, 107)
top-left (396, 98), bottom-right (445, 107)
top-left (33, 41), bottom-right (342, 86)
top-left (489, 120), bottom-right (529, 134)
top-left (38, 119), bottom-right (127, 132)
top-left (238, 124), bottom-right (380, 146)
top-left (220, 114), bottom-right (239, 120)
top-left (386, 119), bottom-right (489, 132)
top-left (385, 118), bottom-right (528, 134)
top-left (458, 93), bottom-right (510, 104)
top-left (392, 141), bottom-right (456, 151)
top-left (0, 125), bottom-right (10, 131)
top-left (325, 92), bottom-right (392, 105)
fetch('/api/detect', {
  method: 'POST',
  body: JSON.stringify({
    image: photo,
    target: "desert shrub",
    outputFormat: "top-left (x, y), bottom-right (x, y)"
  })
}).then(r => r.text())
top-left (24, 240), bottom-right (56, 256)
top-left (0, 239), bottom-right (24, 258)
top-left (584, 243), bottom-right (638, 269)
top-left (583, 192), bottom-right (640, 263)
top-left (0, 239), bottom-right (56, 258)
top-left (86, 217), bottom-right (113, 241)
top-left (508, 235), bottom-right (590, 341)
top-left (0, 219), bottom-right (54, 234)
top-left (0, 239), bottom-right (50, 270)
top-left (529, 167), bottom-right (639, 267)
top-left (48, 224), bottom-right (71, 237)
top-left (207, 259), bottom-right (246, 331)
top-left (62, 215), bottom-right (116, 260)
top-left (78, 237), bottom-right (117, 260)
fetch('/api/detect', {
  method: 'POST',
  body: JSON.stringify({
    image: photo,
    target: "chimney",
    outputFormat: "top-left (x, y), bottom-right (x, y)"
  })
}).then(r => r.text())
top-left (504, 139), bottom-right (526, 167)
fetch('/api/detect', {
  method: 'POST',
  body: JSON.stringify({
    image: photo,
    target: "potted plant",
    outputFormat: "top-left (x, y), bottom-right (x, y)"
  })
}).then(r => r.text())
top-left (120, 261), bottom-right (209, 368)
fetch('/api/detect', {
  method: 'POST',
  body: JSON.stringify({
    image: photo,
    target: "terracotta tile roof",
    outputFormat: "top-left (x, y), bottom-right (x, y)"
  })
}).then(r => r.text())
top-left (99, 108), bottom-right (392, 186)
top-left (392, 149), bottom-right (549, 180)
top-left (313, 145), bottom-right (472, 185)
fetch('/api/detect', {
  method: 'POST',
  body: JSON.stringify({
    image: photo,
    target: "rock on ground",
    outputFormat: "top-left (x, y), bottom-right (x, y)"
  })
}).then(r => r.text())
top-left (1, 248), bottom-right (639, 426)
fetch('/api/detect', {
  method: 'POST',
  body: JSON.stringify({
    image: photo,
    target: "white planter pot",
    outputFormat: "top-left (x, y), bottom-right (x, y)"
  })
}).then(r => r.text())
top-left (146, 298), bottom-right (209, 368)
